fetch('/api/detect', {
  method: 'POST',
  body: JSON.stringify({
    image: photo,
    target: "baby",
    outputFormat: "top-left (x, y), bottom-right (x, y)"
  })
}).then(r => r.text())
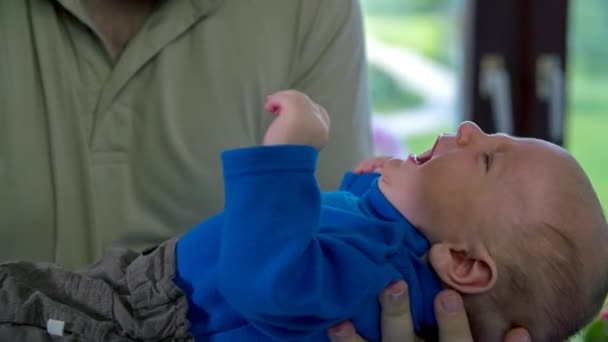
top-left (174, 90), bottom-right (608, 341)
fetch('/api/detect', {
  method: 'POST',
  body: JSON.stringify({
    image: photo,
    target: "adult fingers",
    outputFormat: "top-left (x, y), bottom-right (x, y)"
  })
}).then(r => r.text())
top-left (379, 280), bottom-right (415, 341)
top-left (327, 280), bottom-right (415, 342)
top-left (434, 290), bottom-right (473, 342)
top-left (504, 327), bottom-right (531, 342)
top-left (327, 321), bottom-right (368, 342)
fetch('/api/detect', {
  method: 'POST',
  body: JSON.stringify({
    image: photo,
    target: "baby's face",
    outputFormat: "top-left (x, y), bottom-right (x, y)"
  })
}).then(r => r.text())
top-left (378, 121), bottom-right (573, 243)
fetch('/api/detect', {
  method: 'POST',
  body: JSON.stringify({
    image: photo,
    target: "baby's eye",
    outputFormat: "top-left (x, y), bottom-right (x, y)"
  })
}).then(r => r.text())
top-left (484, 153), bottom-right (493, 172)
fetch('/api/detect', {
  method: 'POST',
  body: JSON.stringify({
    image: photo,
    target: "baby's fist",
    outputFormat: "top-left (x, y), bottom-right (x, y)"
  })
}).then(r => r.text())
top-left (263, 90), bottom-right (330, 150)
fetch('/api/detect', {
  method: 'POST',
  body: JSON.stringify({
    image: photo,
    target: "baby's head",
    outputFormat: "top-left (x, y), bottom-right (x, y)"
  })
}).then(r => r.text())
top-left (378, 121), bottom-right (608, 341)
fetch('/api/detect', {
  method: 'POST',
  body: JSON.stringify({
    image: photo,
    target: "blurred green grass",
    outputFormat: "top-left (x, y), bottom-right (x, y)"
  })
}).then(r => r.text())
top-left (566, 74), bottom-right (608, 213)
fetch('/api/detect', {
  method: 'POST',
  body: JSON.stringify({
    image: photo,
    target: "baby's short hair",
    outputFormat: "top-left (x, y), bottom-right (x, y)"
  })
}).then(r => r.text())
top-left (466, 159), bottom-right (608, 342)
top-left (466, 218), bottom-right (608, 342)
top-left (504, 221), bottom-right (608, 341)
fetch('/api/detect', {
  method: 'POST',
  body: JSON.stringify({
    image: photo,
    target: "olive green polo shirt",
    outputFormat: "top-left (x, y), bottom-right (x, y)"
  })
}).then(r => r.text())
top-left (0, 0), bottom-right (372, 269)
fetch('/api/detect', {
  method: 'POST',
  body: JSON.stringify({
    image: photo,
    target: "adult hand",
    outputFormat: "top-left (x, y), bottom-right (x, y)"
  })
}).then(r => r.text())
top-left (263, 90), bottom-right (330, 150)
top-left (326, 281), bottom-right (531, 342)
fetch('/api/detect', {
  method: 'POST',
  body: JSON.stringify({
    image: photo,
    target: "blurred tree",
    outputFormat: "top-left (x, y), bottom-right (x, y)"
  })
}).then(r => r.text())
top-left (368, 64), bottom-right (423, 113)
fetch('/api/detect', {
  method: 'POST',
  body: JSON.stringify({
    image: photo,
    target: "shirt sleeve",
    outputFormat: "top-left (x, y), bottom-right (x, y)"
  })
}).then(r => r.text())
top-left (289, 0), bottom-right (373, 191)
top-left (216, 145), bottom-right (398, 340)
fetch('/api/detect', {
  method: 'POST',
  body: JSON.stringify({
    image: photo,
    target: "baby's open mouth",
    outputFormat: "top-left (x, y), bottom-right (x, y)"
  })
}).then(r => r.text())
top-left (413, 137), bottom-right (440, 165)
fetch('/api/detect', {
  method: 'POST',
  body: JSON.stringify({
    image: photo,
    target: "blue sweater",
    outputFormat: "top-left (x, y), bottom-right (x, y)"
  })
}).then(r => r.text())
top-left (174, 145), bottom-right (441, 341)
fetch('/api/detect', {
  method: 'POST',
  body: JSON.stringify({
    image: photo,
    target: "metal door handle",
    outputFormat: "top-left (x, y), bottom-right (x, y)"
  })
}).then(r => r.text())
top-left (480, 55), bottom-right (513, 134)
top-left (537, 55), bottom-right (564, 142)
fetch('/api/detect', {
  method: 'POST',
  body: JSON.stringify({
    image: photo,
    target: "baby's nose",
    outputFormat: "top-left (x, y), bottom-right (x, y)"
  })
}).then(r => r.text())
top-left (457, 121), bottom-right (484, 145)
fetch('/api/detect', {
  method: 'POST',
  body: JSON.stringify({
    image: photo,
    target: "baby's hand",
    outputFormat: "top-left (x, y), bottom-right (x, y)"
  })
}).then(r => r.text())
top-left (354, 156), bottom-right (392, 174)
top-left (263, 90), bottom-right (330, 150)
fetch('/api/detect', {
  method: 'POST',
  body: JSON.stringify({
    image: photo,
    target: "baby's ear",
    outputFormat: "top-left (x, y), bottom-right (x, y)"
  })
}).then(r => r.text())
top-left (429, 242), bottom-right (497, 294)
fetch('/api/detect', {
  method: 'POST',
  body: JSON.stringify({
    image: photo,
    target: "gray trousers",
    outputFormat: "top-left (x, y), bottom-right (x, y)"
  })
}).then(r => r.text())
top-left (0, 239), bottom-right (192, 341)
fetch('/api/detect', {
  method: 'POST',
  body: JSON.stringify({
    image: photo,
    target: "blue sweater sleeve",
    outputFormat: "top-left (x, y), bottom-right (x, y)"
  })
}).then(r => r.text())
top-left (217, 145), bottom-right (399, 339)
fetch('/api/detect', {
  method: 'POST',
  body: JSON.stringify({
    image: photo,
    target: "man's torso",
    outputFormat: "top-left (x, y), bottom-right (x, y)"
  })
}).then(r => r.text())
top-left (0, 0), bottom-right (368, 267)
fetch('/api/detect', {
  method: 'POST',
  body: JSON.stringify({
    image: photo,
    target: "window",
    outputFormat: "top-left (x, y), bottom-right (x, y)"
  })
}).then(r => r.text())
top-left (361, 0), bottom-right (462, 155)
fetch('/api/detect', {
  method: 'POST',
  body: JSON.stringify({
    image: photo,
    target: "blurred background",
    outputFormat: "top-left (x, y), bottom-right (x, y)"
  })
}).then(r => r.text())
top-left (361, 0), bottom-right (607, 215)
